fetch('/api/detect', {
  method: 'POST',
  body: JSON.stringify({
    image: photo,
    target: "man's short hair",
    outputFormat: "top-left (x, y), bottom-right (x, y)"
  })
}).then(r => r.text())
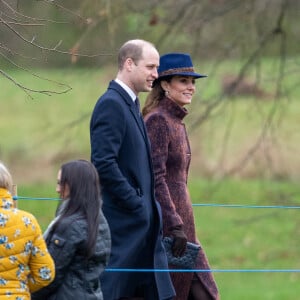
top-left (118, 39), bottom-right (155, 70)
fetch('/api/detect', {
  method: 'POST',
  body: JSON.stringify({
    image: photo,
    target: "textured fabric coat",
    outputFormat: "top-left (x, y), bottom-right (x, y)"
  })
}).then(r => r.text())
top-left (144, 97), bottom-right (220, 300)
top-left (0, 188), bottom-right (54, 299)
top-left (31, 210), bottom-right (111, 300)
top-left (90, 80), bottom-right (175, 300)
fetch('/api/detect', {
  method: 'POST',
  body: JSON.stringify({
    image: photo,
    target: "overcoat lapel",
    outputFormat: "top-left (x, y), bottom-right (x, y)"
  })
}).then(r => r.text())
top-left (129, 103), bottom-right (146, 139)
top-left (110, 81), bottom-right (147, 139)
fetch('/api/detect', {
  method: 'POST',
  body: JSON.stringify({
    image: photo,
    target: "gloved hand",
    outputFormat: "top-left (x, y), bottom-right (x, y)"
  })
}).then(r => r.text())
top-left (171, 226), bottom-right (187, 257)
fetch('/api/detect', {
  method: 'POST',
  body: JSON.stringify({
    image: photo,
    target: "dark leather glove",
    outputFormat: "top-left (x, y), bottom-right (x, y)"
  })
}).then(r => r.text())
top-left (171, 226), bottom-right (187, 257)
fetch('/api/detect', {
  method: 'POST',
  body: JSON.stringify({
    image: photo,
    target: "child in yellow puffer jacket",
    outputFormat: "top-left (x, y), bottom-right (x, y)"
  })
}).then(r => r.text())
top-left (0, 161), bottom-right (55, 299)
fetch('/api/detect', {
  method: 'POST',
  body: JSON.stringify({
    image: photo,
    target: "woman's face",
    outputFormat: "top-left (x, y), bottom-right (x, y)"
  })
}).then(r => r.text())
top-left (161, 76), bottom-right (196, 107)
top-left (56, 169), bottom-right (70, 199)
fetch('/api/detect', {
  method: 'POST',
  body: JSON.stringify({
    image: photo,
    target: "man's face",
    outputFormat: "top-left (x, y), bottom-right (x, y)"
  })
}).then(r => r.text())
top-left (130, 45), bottom-right (159, 94)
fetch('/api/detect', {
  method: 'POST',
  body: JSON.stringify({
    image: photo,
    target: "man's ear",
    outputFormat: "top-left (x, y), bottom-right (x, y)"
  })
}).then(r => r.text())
top-left (125, 57), bottom-right (134, 71)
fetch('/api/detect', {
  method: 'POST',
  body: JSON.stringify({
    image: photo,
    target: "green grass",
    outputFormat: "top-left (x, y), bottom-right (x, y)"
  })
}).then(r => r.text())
top-left (2, 62), bottom-right (300, 299)
top-left (16, 178), bottom-right (300, 300)
top-left (16, 183), bottom-right (59, 231)
top-left (189, 178), bottom-right (300, 299)
top-left (2, 62), bottom-right (300, 182)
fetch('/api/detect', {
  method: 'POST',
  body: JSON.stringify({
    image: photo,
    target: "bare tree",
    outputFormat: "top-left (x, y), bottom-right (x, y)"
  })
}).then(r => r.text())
top-left (2, 0), bottom-right (299, 179)
top-left (146, 0), bottom-right (300, 179)
top-left (0, 0), bottom-right (110, 98)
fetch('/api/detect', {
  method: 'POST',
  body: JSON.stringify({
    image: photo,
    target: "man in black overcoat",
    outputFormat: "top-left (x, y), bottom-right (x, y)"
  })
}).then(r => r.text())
top-left (90, 39), bottom-right (175, 300)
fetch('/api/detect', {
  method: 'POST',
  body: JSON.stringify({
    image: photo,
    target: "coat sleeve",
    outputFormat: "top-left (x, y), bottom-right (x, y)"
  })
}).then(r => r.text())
top-left (27, 216), bottom-right (55, 293)
top-left (31, 221), bottom-right (85, 299)
top-left (145, 114), bottom-right (183, 231)
top-left (90, 98), bottom-right (139, 208)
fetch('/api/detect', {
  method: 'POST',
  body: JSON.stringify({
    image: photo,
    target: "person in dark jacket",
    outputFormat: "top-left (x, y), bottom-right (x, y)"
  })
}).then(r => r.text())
top-left (143, 53), bottom-right (220, 300)
top-left (32, 159), bottom-right (111, 300)
top-left (90, 39), bottom-right (175, 300)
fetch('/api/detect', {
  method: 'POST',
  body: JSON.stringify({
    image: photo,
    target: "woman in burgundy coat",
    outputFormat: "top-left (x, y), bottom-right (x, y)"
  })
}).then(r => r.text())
top-left (143, 53), bottom-right (220, 300)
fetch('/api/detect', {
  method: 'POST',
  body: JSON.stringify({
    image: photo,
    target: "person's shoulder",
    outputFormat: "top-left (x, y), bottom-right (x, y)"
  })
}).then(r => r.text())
top-left (145, 110), bottom-right (168, 125)
top-left (13, 208), bottom-right (37, 221)
top-left (10, 208), bottom-right (41, 231)
top-left (96, 83), bottom-right (125, 107)
top-left (144, 110), bottom-right (171, 137)
top-left (66, 217), bottom-right (88, 242)
top-left (59, 214), bottom-right (87, 233)
top-left (49, 216), bottom-right (87, 246)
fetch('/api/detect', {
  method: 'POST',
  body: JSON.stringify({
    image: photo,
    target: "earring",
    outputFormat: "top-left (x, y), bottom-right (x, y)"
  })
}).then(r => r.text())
top-left (165, 90), bottom-right (169, 96)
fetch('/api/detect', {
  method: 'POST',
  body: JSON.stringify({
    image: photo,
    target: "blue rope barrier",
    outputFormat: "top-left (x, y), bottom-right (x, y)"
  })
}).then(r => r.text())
top-left (105, 268), bottom-right (300, 273)
top-left (13, 196), bottom-right (61, 201)
top-left (14, 195), bottom-right (299, 274)
top-left (13, 195), bottom-right (300, 209)
top-left (192, 203), bottom-right (300, 209)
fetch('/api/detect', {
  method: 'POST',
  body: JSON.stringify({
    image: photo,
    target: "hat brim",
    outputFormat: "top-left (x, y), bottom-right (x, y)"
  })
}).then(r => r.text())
top-left (159, 72), bottom-right (207, 80)
top-left (153, 72), bottom-right (207, 86)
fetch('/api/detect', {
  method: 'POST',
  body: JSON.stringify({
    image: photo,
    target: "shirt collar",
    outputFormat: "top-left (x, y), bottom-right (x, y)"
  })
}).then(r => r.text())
top-left (115, 78), bottom-right (136, 102)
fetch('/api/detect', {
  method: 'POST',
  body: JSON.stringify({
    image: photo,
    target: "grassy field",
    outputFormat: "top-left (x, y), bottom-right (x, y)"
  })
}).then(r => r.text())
top-left (1, 62), bottom-right (300, 299)
top-left (16, 179), bottom-right (300, 300)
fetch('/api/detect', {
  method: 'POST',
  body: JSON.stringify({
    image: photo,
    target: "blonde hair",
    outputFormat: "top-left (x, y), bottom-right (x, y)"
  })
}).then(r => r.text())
top-left (0, 162), bottom-right (13, 192)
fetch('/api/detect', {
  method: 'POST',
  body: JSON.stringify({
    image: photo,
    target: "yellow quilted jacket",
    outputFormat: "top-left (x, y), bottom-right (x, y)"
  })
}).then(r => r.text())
top-left (0, 188), bottom-right (55, 299)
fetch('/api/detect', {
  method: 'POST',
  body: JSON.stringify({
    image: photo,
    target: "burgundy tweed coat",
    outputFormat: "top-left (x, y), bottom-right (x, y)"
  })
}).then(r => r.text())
top-left (144, 97), bottom-right (219, 300)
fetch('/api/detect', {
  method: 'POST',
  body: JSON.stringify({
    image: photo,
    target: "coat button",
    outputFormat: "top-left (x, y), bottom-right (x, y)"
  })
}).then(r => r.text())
top-left (54, 239), bottom-right (59, 245)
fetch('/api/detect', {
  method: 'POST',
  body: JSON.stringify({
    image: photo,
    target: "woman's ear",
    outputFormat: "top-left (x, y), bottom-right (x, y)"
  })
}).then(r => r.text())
top-left (62, 183), bottom-right (70, 199)
top-left (161, 80), bottom-right (169, 92)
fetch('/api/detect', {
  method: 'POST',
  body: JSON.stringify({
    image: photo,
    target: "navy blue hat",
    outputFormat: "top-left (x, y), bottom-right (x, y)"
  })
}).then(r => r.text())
top-left (157, 53), bottom-right (207, 80)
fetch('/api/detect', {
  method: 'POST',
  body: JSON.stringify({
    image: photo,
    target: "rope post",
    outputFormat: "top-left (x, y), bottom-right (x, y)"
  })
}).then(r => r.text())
top-left (12, 184), bottom-right (17, 208)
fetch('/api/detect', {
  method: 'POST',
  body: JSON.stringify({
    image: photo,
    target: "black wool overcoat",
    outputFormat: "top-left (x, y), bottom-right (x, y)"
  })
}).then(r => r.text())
top-left (90, 80), bottom-right (175, 300)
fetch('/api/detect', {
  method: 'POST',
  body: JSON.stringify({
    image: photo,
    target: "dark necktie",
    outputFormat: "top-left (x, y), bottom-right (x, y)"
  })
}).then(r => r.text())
top-left (135, 97), bottom-right (141, 115)
top-left (134, 97), bottom-right (146, 136)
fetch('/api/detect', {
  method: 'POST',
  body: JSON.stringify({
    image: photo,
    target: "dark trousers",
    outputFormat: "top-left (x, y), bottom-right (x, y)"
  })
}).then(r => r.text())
top-left (117, 272), bottom-right (159, 300)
